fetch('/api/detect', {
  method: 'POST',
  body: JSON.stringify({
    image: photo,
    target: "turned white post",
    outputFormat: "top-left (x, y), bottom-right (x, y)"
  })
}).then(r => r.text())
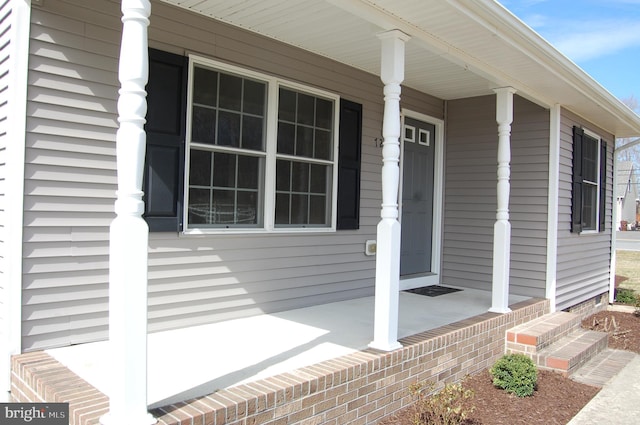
top-left (100, 1), bottom-right (155, 424)
top-left (369, 30), bottom-right (410, 351)
top-left (490, 87), bottom-right (516, 314)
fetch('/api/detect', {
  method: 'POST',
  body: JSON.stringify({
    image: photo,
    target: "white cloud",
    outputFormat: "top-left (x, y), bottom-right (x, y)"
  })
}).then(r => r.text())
top-left (549, 20), bottom-right (640, 62)
top-left (520, 13), bottom-right (548, 29)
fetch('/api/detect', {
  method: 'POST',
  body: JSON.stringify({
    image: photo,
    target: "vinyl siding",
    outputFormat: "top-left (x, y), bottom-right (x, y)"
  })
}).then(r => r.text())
top-left (23, 0), bottom-right (444, 350)
top-left (442, 95), bottom-right (549, 298)
top-left (24, 1), bottom-right (119, 350)
top-left (555, 108), bottom-right (613, 310)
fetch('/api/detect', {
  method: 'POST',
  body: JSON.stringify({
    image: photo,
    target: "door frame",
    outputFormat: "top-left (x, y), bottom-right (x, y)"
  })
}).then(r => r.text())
top-left (398, 109), bottom-right (445, 290)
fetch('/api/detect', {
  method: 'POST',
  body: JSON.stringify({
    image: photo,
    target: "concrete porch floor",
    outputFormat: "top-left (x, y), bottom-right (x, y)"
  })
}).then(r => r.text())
top-left (46, 285), bottom-right (528, 409)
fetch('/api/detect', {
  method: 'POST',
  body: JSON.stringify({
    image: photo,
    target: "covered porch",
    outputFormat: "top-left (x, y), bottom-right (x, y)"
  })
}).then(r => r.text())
top-left (8, 0), bottom-right (638, 423)
top-left (99, 1), bottom-right (529, 422)
top-left (12, 289), bottom-right (544, 425)
top-left (5, 0), bottom-right (640, 423)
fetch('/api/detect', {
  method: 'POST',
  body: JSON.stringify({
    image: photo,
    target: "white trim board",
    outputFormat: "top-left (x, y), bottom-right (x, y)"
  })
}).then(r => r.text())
top-left (1, 0), bottom-right (31, 395)
top-left (545, 104), bottom-right (560, 312)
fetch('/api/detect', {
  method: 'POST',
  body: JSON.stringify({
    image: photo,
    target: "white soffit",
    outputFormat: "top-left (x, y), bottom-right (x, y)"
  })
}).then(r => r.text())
top-left (159, 0), bottom-right (640, 137)
top-left (161, 0), bottom-right (496, 100)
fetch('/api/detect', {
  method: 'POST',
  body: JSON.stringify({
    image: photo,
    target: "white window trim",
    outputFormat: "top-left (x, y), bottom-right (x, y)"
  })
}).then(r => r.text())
top-left (183, 54), bottom-right (340, 235)
top-left (418, 128), bottom-right (430, 146)
top-left (404, 125), bottom-right (415, 143)
top-left (580, 128), bottom-right (602, 234)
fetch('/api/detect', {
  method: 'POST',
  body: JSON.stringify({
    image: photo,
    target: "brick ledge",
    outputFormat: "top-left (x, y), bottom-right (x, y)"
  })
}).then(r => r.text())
top-left (11, 298), bottom-right (548, 425)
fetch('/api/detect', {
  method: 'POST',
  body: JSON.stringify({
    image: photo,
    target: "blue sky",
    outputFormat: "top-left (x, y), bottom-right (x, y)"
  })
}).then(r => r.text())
top-left (499, 0), bottom-right (640, 107)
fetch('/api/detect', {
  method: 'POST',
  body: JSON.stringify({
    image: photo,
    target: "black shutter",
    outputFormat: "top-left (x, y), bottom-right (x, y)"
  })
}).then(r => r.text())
top-left (571, 126), bottom-right (584, 233)
top-left (337, 99), bottom-right (363, 230)
top-left (143, 49), bottom-right (187, 232)
top-left (599, 141), bottom-right (607, 232)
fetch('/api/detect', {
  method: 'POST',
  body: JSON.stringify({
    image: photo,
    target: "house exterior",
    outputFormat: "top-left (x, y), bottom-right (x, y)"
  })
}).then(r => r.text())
top-left (3, 0), bottom-right (640, 422)
top-left (616, 161), bottom-right (638, 229)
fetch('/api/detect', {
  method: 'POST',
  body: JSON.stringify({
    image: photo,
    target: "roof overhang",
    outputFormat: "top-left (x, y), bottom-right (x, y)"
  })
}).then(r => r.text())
top-left (159, 0), bottom-right (640, 138)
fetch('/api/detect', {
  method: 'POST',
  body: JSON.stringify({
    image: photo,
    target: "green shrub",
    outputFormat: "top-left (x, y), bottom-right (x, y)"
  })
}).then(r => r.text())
top-left (409, 381), bottom-right (475, 425)
top-left (489, 354), bottom-right (538, 397)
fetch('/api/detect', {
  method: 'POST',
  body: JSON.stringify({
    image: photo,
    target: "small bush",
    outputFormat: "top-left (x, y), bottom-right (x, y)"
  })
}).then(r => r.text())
top-left (489, 354), bottom-right (538, 397)
top-left (409, 380), bottom-right (475, 425)
top-left (634, 294), bottom-right (640, 317)
top-left (616, 288), bottom-right (637, 305)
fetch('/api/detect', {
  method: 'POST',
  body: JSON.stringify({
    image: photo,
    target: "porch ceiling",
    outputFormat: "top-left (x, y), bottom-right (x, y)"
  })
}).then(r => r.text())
top-left (160, 0), bottom-right (640, 138)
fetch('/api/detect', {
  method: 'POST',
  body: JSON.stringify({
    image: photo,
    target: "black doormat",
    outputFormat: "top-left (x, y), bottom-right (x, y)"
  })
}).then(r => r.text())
top-left (404, 285), bottom-right (462, 297)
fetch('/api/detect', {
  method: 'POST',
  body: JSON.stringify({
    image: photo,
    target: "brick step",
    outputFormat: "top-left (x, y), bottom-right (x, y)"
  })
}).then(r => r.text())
top-left (570, 348), bottom-right (636, 387)
top-left (506, 311), bottom-right (582, 354)
top-left (535, 329), bottom-right (609, 376)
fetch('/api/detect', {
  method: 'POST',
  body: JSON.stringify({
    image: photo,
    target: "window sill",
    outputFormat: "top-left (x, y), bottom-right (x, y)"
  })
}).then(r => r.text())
top-left (181, 227), bottom-right (337, 236)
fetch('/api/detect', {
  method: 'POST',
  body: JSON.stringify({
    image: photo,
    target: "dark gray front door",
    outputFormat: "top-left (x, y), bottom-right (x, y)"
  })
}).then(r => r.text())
top-left (400, 117), bottom-right (435, 276)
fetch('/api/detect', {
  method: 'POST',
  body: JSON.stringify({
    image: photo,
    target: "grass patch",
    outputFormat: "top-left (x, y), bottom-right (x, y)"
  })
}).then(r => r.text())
top-left (615, 288), bottom-right (637, 304)
top-left (616, 250), bottom-right (640, 293)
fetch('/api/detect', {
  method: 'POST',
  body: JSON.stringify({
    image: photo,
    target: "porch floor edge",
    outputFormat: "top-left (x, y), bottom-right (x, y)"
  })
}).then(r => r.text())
top-left (10, 297), bottom-right (548, 425)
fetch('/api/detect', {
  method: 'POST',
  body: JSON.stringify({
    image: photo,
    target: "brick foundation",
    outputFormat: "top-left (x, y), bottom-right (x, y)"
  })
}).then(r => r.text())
top-left (11, 298), bottom-right (548, 425)
top-left (565, 292), bottom-right (609, 319)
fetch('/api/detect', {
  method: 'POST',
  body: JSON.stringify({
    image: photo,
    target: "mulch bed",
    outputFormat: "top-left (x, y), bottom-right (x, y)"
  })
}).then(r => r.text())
top-left (582, 310), bottom-right (640, 353)
top-left (379, 310), bottom-right (640, 425)
top-left (461, 370), bottom-right (599, 424)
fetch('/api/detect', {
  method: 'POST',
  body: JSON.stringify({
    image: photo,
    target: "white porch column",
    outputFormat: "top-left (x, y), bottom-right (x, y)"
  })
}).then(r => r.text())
top-left (546, 105), bottom-right (561, 312)
top-left (489, 87), bottom-right (516, 314)
top-left (369, 30), bottom-right (410, 352)
top-left (100, 1), bottom-right (155, 424)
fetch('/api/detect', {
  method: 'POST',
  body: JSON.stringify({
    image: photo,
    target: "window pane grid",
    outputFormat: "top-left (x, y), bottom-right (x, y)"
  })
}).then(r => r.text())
top-left (277, 87), bottom-right (334, 161)
top-left (275, 193), bottom-right (328, 226)
top-left (275, 159), bottom-right (330, 226)
top-left (191, 66), bottom-right (266, 152)
top-left (188, 150), bottom-right (262, 227)
top-left (582, 182), bottom-right (598, 230)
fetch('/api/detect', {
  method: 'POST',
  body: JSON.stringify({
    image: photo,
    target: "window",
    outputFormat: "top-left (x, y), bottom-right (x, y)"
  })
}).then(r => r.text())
top-left (185, 61), bottom-right (337, 231)
top-left (187, 65), bottom-right (267, 228)
top-left (143, 49), bottom-right (362, 233)
top-left (275, 88), bottom-right (334, 226)
top-left (571, 126), bottom-right (607, 233)
top-left (581, 133), bottom-right (599, 230)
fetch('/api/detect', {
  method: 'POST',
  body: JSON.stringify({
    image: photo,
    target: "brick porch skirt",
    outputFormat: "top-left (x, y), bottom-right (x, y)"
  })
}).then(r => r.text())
top-left (11, 298), bottom-right (548, 425)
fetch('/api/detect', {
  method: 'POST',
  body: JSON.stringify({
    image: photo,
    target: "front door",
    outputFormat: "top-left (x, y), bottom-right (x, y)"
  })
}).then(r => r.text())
top-left (400, 117), bottom-right (435, 276)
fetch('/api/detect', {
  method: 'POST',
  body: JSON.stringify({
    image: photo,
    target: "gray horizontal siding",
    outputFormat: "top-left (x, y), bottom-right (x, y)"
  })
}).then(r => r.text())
top-left (442, 95), bottom-right (549, 297)
top-left (555, 108), bottom-right (613, 311)
top-left (442, 96), bottom-right (497, 290)
top-left (23, 0), bottom-right (444, 350)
